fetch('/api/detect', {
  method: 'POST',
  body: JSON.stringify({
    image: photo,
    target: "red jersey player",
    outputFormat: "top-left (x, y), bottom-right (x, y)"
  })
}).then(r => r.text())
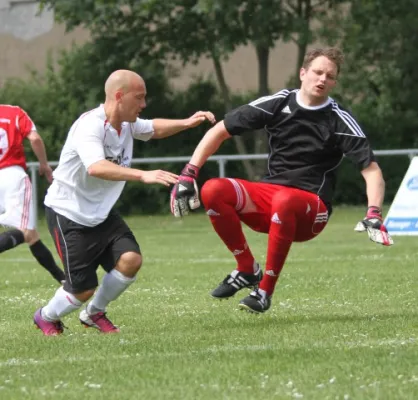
top-left (0, 104), bottom-right (65, 284)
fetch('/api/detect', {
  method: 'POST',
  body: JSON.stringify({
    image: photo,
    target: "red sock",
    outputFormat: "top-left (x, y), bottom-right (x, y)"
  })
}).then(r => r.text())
top-left (259, 234), bottom-right (292, 296)
top-left (259, 194), bottom-right (297, 296)
top-left (201, 179), bottom-right (256, 273)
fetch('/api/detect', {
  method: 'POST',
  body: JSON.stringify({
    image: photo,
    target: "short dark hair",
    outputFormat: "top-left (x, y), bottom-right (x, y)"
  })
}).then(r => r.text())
top-left (302, 47), bottom-right (344, 74)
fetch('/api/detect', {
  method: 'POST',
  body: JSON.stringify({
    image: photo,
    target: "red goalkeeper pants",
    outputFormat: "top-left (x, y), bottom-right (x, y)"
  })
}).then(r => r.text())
top-left (200, 178), bottom-right (329, 296)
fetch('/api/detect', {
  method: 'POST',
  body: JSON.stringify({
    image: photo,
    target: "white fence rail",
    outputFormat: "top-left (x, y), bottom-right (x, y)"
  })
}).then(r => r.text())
top-left (27, 149), bottom-right (418, 226)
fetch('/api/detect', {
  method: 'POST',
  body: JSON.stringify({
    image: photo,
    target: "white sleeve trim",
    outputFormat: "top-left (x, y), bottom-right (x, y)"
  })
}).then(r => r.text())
top-left (332, 102), bottom-right (366, 138)
top-left (248, 89), bottom-right (290, 114)
top-left (249, 105), bottom-right (274, 115)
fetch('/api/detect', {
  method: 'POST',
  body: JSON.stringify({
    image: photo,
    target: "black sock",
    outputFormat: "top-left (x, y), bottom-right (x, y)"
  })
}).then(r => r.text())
top-left (0, 229), bottom-right (25, 253)
top-left (29, 240), bottom-right (65, 284)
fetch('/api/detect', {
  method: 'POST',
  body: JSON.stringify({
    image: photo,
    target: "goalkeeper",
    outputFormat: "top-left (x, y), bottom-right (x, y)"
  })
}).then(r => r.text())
top-left (171, 47), bottom-right (393, 314)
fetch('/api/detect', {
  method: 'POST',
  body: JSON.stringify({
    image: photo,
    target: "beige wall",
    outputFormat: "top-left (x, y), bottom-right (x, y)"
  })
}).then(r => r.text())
top-left (171, 42), bottom-right (298, 92)
top-left (0, 1), bottom-right (298, 92)
top-left (0, 25), bottom-right (90, 86)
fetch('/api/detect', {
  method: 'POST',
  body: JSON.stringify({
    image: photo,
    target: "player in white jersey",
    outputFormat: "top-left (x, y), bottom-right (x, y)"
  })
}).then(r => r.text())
top-left (34, 69), bottom-right (216, 335)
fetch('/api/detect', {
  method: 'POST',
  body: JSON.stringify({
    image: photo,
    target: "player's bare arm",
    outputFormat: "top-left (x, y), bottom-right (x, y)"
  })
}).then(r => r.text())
top-left (189, 121), bottom-right (231, 167)
top-left (27, 130), bottom-right (53, 183)
top-left (87, 159), bottom-right (178, 186)
top-left (170, 121), bottom-right (231, 217)
top-left (152, 111), bottom-right (216, 139)
top-left (361, 161), bottom-right (385, 208)
top-left (355, 161), bottom-right (392, 245)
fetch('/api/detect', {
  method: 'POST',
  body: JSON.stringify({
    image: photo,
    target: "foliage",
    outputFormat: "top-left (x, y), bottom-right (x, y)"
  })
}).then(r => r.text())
top-left (320, 0), bottom-right (418, 149)
top-left (0, 40), bottom-right (234, 214)
top-left (3, 0), bottom-right (418, 212)
top-left (40, 0), bottom-right (345, 178)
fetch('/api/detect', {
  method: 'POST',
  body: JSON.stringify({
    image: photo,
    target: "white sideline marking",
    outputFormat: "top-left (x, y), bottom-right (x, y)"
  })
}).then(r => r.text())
top-left (0, 339), bottom-right (415, 368)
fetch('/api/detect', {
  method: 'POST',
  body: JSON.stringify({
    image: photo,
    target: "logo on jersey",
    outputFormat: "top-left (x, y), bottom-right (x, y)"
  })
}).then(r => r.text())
top-left (105, 148), bottom-right (130, 167)
top-left (281, 105), bottom-right (291, 114)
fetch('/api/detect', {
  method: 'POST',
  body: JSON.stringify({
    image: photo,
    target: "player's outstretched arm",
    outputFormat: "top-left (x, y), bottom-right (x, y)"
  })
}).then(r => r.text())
top-left (354, 162), bottom-right (393, 246)
top-left (361, 162), bottom-right (385, 208)
top-left (88, 159), bottom-right (178, 186)
top-left (152, 111), bottom-right (216, 139)
top-left (170, 121), bottom-right (231, 217)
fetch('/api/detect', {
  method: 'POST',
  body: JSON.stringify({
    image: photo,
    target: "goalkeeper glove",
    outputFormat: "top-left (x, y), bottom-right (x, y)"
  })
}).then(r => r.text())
top-left (170, 163), bottom-right (201, 217)
top-left (354, 206), bottom-right (394, 246)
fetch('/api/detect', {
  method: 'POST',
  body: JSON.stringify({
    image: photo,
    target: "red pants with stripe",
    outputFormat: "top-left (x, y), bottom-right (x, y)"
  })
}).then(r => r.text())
top-left (200, 178), bottom-right (329, 296)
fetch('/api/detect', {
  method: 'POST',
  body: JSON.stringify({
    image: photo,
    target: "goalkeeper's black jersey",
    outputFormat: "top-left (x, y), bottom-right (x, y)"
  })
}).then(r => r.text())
top-left (224, 89), bottom-right (375, 210)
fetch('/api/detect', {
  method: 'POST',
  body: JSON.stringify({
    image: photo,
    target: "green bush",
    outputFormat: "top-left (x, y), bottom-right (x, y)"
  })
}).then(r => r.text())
top-left (0, 43), bottom-right (412, 216)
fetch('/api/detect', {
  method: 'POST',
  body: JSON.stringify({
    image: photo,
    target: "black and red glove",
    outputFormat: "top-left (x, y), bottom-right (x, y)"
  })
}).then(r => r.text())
top-left (170, 163), bottom-right (201, 217)
top-left (354, 206), bottom-right (394, 246)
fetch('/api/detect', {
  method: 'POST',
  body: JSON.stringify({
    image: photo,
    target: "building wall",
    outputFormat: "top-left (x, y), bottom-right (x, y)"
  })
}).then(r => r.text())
top-left (0, 0), bottom-right (298, 92)
top-left (171, 42), bottom-right (298, 92)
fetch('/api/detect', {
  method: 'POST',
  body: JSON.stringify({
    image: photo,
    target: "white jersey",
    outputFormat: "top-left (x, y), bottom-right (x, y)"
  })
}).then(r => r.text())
top-left (45, 104), bottom-right (154, 227)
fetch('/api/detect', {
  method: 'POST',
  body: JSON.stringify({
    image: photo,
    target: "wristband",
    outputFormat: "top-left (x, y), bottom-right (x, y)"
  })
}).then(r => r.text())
top-left (181, 163), bottom-right (200, 179)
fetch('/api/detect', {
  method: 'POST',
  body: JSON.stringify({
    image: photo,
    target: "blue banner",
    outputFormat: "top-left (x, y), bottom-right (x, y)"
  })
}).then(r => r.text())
top-left (385, 218), bottom-right (418, 232)
top-left (384, 157), bottom-right (418, 235)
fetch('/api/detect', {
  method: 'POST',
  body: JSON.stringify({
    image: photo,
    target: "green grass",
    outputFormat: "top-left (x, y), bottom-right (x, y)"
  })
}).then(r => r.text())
top-left (0, 207), bottom-right (417, 400)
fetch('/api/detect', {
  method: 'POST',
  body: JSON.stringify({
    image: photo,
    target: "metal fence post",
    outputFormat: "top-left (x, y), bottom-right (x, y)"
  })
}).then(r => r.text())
top-left (217, 159), bottom-right (226, 178)
top-left (29, 164), bottom-right (38, 229)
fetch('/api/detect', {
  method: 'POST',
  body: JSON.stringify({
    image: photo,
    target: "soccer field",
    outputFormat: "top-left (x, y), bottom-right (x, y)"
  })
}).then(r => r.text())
top-left (0, 207), bottom-right (417, 400)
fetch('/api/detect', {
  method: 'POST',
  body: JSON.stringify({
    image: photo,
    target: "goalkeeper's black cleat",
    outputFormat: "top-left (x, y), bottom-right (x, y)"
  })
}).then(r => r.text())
top-left (211, 266), bottom-right (262, 299)
top-left (238, 289), bottom-right (272, 314)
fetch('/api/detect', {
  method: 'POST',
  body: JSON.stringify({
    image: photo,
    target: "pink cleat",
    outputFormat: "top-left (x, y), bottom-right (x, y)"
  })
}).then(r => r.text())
top-left (34, 308), bottom-right (64, 336)
top-left (79, 310), bottom-right (120, 333)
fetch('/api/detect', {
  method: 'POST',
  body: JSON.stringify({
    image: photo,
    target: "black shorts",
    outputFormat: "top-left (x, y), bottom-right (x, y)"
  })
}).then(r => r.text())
top-left (45, 206), bottom-right (141, 294)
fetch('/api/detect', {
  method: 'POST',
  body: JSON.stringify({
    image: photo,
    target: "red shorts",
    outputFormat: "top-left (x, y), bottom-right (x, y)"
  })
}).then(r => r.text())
top-left (226, 178), bottom-right (329, 242)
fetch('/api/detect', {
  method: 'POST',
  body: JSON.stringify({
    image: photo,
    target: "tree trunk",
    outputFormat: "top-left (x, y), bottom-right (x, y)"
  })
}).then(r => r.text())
top-left (256, 44), bottom-right (270, 97)
top-left (295, 0), bottom-right (312, 79)
top-left (253, 44), bottom-right (270, 179)
top-left (211, 53), bottom-right (255, 179)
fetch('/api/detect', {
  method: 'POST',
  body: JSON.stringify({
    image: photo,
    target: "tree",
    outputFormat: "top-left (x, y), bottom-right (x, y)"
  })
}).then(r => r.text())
top-left (0, 40), bottom-right (233, 213)
top-left (284, 0), bottom-right (347, 84)
top-left (320, 0), bottom-right (418, 148)
top-left (39, 0), bottom-right (294, 178)
top-left (40, 0), bottom-right (349, 178)
top-left (317, 0), bottom-right (418, 203)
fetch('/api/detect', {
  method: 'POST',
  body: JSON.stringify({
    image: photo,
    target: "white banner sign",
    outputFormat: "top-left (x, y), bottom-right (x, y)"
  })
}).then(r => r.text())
top-left (384, 156), bottom-right (418, 235)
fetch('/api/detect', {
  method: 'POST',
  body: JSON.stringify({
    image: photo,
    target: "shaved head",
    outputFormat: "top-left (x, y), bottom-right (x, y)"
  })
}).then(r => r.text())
top-left (104, 69), bottom-right (145, 98)
top-left (103, 69), bottom-right (147, 125)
